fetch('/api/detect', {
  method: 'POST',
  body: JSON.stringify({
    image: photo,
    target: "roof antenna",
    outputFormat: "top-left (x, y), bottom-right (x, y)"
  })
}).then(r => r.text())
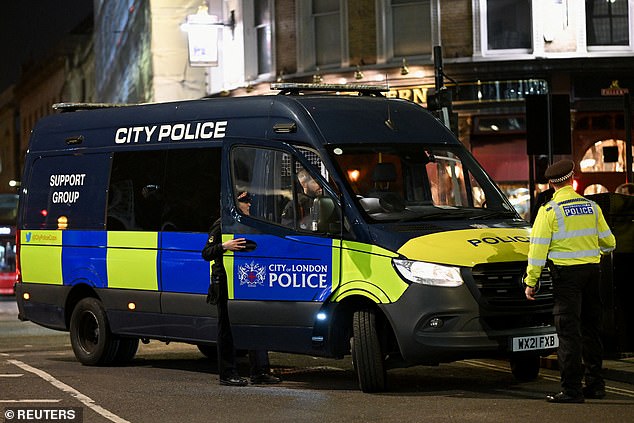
top-left (384, 73), bottom-right (396, 131)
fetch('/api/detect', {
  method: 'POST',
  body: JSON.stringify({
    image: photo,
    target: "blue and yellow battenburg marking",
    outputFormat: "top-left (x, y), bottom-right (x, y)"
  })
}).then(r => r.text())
top-left (398, 227), bottom-right (532, 267)
top-left (224, 234), bottom-right (338, 302)
top-left (19, 227), bottom-right (533, 305)
top-left (19, 230), bottom-right (210, 294)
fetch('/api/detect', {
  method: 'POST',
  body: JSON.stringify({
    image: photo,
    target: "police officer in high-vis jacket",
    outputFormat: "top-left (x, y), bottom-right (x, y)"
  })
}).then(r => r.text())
top-left (524, 159), bottom-right (616, 403)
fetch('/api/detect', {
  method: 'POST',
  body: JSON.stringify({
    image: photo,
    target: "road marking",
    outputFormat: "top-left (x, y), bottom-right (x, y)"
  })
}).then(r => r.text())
top-left (464, 360), bottom-right (634, 398)
top-left (8, 359), bottom-right (131, 423)
top-left (605, 385), bottom-right (634, 398)
top-left (463, 359), bottom-right (510, 373)
top-left (0, 399), bottom-right (61, 403)
top-left (0, 374), bottom-right (23, 377)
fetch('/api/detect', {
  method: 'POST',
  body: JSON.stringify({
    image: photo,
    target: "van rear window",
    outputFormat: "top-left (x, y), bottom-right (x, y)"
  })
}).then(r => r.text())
top-left (23, 154), bottom-right (110, 230)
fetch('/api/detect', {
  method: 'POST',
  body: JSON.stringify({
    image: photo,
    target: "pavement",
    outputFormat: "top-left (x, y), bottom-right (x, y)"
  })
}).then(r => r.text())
top-left (2, 296), bottom-right (634, 385)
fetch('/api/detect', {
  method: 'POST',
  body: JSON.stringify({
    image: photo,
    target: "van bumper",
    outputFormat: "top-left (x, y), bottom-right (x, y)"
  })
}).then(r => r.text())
top-left (380, 283), bottom-right (555, 364)
top-left (14, 282), bottom-right (69, 330)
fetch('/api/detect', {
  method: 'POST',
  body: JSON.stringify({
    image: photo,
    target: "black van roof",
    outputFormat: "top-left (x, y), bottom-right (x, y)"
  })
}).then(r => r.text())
top-left (28, 90), bottom-right (457, 153)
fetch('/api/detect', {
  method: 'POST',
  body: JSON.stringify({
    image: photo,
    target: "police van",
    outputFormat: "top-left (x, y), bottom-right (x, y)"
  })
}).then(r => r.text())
top-left (15, 83), bottom-right (556, 392)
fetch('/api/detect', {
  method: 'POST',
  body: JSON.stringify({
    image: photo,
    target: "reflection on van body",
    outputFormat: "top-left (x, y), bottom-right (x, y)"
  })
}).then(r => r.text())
top-left (15, 84), bottom-right (555, 392)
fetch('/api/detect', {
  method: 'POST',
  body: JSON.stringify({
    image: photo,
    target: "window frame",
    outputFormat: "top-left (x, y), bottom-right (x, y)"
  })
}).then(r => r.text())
top-left (243, 0), bottom-right (275, 82)
top-left (477, 0), bottom-right (534, 56)
top-left (296, 0), bottom-right (349, 73)
top-left (376, 0), bottom-right (438, 64)
top-left (585, 0), bottom-right (634, 52)
top-left (229, 143), bottom-right (341, 235)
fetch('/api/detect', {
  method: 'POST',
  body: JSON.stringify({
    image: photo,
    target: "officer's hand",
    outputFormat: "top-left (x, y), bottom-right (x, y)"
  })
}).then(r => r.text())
top-left (525, 286), bottom-right (536, 301)
top-left (222, 238), bottom-right (247, 251)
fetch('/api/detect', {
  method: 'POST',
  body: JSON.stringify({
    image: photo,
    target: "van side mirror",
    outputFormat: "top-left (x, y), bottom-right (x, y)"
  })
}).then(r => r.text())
top-left (310, 197), bottom-right (340, 233)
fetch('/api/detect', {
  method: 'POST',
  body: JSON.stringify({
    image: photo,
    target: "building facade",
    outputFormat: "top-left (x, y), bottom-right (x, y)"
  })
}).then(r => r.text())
top-left (6, 16), bottom-right (96, 188)
top-left (92, 0), bottom-right (634, 218)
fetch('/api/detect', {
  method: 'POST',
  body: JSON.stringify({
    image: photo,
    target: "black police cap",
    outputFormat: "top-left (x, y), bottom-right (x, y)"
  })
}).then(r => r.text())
top-left (544, 159), bottom-right (574, 183)
top-left (237, 191), bottom-right (252, 203)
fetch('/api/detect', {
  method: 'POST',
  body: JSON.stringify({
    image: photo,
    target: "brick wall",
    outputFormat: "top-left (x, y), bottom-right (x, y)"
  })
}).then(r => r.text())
top-left (440, 0), bottom-right (473, 58)
top-left (275, 0), bottom-right (297, 75)
top-left (348, 0), bottom-right (377, 66)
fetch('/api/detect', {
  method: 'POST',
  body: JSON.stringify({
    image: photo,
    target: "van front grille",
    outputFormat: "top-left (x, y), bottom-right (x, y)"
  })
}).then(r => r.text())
top-left (468, 262), bottom-right (554, 309)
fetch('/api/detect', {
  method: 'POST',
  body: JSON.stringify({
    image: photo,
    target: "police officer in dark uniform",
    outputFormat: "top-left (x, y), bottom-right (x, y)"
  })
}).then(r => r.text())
top-left (202, 191), bottom-right (281, 386)
top-left (524, 160), bottom-right (616, 403)
top-left (281, 169), bottom-right (323, 229)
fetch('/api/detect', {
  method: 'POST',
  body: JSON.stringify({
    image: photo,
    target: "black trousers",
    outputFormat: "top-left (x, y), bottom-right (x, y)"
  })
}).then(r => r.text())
top-left (216, 281), bottom-right (270, 379)
top-left (552, 263), bottom-right (604, 395)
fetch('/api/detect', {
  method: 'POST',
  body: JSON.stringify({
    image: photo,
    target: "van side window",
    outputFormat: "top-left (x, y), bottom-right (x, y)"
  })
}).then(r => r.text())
top-left (231, 146), bottom-right (292, 225)
top-left (107, 148), bottom-right (220, 232)
top-left (23, 155), bottom-right (110, 230)
top-left (231, 146), bottom-right (341, 234)
top-left (108, 151), bottom-right (166, 231)
top-left (161, 148), bottom-right (220, 232)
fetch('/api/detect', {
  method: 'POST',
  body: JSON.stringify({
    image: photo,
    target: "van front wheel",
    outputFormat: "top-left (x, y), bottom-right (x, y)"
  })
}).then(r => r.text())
top-left (510, 353), bottom-right (541, 382)
top-left (70, 297), bottom-right (119, 366)
top-left (352, 308), bottom-right (387, 392)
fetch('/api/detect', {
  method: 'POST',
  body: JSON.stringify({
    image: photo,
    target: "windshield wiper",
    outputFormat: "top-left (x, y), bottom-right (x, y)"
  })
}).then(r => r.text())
top-left (398, 209), bottom-right (473, 222)
top-left (468, 209), bottom-right (518, 220)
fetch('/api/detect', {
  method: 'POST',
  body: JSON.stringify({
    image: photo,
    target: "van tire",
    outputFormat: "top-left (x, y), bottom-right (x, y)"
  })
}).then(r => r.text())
top-left (69, 297), bottom-right (119, 366)
top-left (352, 308), bottom-right (387, 392)
top-left (510, 353), bottom-right (541, 382)
top-left (113, 338), bottom-right (139, 364)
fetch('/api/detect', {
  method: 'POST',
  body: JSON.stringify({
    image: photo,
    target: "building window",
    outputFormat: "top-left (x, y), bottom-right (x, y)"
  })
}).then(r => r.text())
top-left (314, 0), bottom-right (342, 67)
top-left (377, 0), bottom-right (434, 63)
top-left (255, 0), bottom-right (272, 75)
top-left (244, 0), bottom-right (274, 81)
top-left (586, 0), bottom-right (630, 46)
top-left (482, 0), bottom-right (532, 52)
top-left (390, 0), bottom-right (432, 58)
top-left (580, 139), bottom-right (634, 173)
top-left (297, 0), bottom-right (348, 72)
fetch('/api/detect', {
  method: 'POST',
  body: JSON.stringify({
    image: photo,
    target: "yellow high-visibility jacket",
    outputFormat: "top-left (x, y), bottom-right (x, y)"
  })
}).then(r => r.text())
top-left (524, 185), bottom-right (616, 287)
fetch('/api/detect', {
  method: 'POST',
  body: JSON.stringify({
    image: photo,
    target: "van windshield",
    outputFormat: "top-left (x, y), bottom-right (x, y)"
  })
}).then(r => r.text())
top-left (327, 144), bottom-right (518, 222)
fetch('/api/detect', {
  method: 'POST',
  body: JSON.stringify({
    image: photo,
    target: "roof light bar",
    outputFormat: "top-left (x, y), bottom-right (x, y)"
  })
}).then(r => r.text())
top-left (52, 103), bottom-right (132, 113)
top-left (271, 83), bottom-right (388, 95)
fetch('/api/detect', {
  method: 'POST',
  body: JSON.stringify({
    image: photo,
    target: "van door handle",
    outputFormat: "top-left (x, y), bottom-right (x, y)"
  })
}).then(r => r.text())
top-left (242, 239), bottom-right (257, 252)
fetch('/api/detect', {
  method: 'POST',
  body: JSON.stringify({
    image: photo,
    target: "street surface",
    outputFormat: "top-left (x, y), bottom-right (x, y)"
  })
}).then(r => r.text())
top-left (2, 297), bottom-right (634, 423)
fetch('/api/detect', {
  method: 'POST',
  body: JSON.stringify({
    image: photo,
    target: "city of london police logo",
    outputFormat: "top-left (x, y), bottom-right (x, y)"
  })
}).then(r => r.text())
top-left (237, 261), bottom-right (330, 289)
top-left (238, 261), bottom-right (266, 287)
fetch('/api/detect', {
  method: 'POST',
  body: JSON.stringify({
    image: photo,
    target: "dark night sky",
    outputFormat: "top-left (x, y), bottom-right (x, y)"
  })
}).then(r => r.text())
top-left (0, 0), bottom-right (94, 93)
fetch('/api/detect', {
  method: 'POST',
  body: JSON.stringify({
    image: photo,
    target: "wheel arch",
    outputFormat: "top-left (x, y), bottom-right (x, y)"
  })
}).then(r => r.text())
top-left (64, 283), bottom-right (100, 330)
top-left (326, 294), bottom-right (398, 358)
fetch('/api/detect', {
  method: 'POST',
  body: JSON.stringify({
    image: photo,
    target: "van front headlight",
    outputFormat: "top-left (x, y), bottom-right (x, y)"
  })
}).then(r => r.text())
top-left (393, 259), bottom-right (463, 287)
